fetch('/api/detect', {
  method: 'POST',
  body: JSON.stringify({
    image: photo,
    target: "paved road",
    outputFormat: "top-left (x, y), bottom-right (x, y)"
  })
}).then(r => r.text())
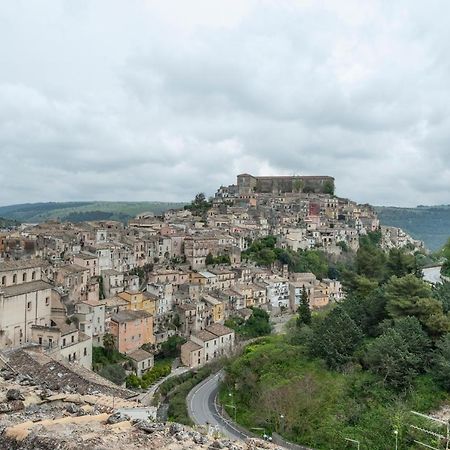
top-left (187, 370), bottom-right (250, 441)
top-left (139, 366), bottom-right (189, 406)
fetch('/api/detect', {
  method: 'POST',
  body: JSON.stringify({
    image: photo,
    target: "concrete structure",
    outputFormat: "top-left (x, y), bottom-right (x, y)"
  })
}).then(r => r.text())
top-left (237, 173), bottom-right (335, 195)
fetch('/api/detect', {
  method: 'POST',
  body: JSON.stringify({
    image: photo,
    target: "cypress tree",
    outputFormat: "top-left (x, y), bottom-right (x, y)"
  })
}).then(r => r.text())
top-left (297, 285), bottom-right (312, 326)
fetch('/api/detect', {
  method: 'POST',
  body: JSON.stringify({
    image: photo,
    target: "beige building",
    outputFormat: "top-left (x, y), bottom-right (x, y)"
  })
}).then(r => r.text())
top-left (30, 319), bottom-right (92, 369)
top-left (0, 259), bottom-right (53, 349)
top-left (181, 323), bottom-right (235, 368)
top-left (73, 252), bottom-right (99, 277)
top-left (128, 348), bottom-right (154, 377)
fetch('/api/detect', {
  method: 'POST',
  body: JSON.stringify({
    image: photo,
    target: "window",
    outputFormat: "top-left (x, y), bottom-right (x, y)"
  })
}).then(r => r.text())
top-left (45, 297), bottom-right (50, 306)
top-left (38, 337), bottom-right (42, 345)
top-left (71, 335), bottom-right (74, 343)
top-left (84, 347), bottom-right (87, 356)
top-left (1, 276), bottom-right (5, 285)
top-left (22, 273), bottom-right (27, 282)
top-left (62, 338), bottom-right (66, 346)
top-left (13, 274), bottom-right (17, 284)
top-left (27, 301), bottom-right (32, 310)
top-left (31, 271), bottom-right (35, 280)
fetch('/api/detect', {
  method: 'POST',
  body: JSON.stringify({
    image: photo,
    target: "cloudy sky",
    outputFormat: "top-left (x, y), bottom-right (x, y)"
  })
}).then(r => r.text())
top-left (1, 0), bottom-right (449, 207)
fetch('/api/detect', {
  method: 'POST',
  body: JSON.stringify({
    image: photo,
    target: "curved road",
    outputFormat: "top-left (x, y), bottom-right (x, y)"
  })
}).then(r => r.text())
top-left (187, 370), bottom-right (250, 441)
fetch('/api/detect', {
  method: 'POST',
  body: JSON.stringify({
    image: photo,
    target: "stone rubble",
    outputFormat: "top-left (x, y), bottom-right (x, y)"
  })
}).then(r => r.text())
top-left (0, 369), bottom-right (285, 450)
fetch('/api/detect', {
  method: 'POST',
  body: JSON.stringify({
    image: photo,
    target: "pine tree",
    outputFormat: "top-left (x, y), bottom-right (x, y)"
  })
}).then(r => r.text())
top-left (297, 285), bottom-right (312, 326)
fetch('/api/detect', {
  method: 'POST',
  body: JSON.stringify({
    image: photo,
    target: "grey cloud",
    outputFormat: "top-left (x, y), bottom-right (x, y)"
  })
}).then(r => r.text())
top-left (1, 0), bottom-right (450, 206)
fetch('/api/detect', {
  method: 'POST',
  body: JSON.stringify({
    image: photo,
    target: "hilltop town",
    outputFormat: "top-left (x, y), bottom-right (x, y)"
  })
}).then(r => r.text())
top-left (0, 174), bottom-right (424, 448)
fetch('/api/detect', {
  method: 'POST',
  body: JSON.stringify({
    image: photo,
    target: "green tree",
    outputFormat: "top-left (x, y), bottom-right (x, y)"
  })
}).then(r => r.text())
top-left (364, 329), bottom-right (419, 390)
top-left (293, 179), bottom-right (304, 193)
top-left (385, 274), bottom-right (450, 337)
top-left (103, 333), bottom-right (116, 354)
top-left (159, 335), bottom-right (186, 359)
top-left (323, 180), bottom-right (335, 195)
top-left (310, 307), bottom-right (363, 370)
top-left (341, 272), bottom-right (378, 299)
top-left (433, 333), bottom-right (450, 390)
top-left (342, 288), bottom-right (387, 337)
top-left (355, 242), bottom-right (386, 281)
top-left (205, 252), bottom-right (214, 265)
top-left (386, 248), bottom-right (418, 279)
top-left (433, 281), bottom-right (450, 313)
top-left (441, 238), bottom-right (450, 277)
top-left (297, 286), bottom-right (312, 326)
top-left (363, 317), bottom-right (429, 390)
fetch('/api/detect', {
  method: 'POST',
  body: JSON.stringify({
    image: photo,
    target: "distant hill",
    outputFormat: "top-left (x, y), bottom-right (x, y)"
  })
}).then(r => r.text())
top-left (0, 201), bottom-right (187, 224)
top-left (376, 205), bottom-right (450, 252)
top-left (0, 217), bottom-right (20, 228)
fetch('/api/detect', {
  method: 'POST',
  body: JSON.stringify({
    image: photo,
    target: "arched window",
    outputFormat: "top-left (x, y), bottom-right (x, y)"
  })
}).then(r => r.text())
top-left (22, 273), bottom-right (27, 282)
top-left (13, 274), bottom-right (17, 284)
top-left (31, 271), bottom-right (36, 280)
top-left (1, 276), bottom-right (5, 286)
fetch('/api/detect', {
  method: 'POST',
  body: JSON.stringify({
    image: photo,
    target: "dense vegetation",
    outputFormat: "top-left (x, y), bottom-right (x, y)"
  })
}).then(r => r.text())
top-left (0, 201), bottom-right (186, 223)
top-left (242, 235), bottom-right (329, 279)
top-left (441, 238), bottom-right (450, 277)
top-left (223, 232), bottom-right (450, 449)
top-left (155, 359), bottom-right (225, 425)
top-left (126, 361), bottom-right (171, 389)
top-left (225, 307), bottom-right (272, 338)
top-left (376, 205), bottom-right (450, 251)
top-left (92, 346), bottom-right (128, 385)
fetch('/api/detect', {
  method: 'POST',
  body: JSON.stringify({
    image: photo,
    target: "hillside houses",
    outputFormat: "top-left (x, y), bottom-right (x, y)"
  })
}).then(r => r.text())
top-left (0, 174), bottom-right (423, 373)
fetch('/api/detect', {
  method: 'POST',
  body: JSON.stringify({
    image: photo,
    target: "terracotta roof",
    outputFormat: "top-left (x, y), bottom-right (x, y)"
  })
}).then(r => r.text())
top-left (205, 323), bottom-right (234, 337)
top-left (182, 341), bottom-right (202, 352)
top-left (195, 330), bottom-right (217, 342)
top-left (128, 348), bottom-right (153, 362)
top-left (111, 310), bottom-right (152, 323)
top-left (0, 258), bottom-right (44, 271)
top-left (2, 280), bottom-right (53, 297)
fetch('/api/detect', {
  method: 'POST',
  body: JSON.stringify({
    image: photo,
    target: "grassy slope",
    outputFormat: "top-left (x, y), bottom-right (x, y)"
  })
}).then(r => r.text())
top-left (0, 201), bottom-right (186, 223)
top-left (222, 335), bottom-right (448, 450)
top-left (376, 205), bottom-right (450, 252)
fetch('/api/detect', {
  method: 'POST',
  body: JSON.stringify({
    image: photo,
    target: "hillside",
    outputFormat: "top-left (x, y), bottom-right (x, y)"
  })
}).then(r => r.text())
top-left (0, 217), bottom-right (20, 228)
top-left (376, 205), bottom-right (450, 252)
top-left (0, 201), bottom-right (186, 224)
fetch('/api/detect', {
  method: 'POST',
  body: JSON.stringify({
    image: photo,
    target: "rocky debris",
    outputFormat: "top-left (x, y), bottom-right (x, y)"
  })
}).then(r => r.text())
top-left (3, 348), bottom-right (133, 399)
top-left (66, 403), bottom-right (84, 415)
top-left (0, 356), bottom-right (286, 450)
top-left (133, 420), bottom-right (165, 434)
top-left (106, 411), bottom-right (130, 424)
top-left (6, 389), bottom-right (25, 401)
top-left (169, 422), bottom-right (184, 435)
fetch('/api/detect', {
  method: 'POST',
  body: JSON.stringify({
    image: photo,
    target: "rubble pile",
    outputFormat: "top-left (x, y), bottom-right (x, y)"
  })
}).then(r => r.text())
top-left (4, 348), bottom-right (134, 398)
top-left (0, 360), bottom-right (284, 450)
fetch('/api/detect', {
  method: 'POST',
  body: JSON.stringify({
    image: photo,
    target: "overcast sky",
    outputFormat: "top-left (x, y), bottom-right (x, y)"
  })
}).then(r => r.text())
top-left (1, 0), bottom-right (449, 207)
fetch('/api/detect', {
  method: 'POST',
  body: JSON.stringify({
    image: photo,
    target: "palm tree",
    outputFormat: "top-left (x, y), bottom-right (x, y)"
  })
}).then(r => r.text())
top-left (103, 333), bottom-right (116, 354)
